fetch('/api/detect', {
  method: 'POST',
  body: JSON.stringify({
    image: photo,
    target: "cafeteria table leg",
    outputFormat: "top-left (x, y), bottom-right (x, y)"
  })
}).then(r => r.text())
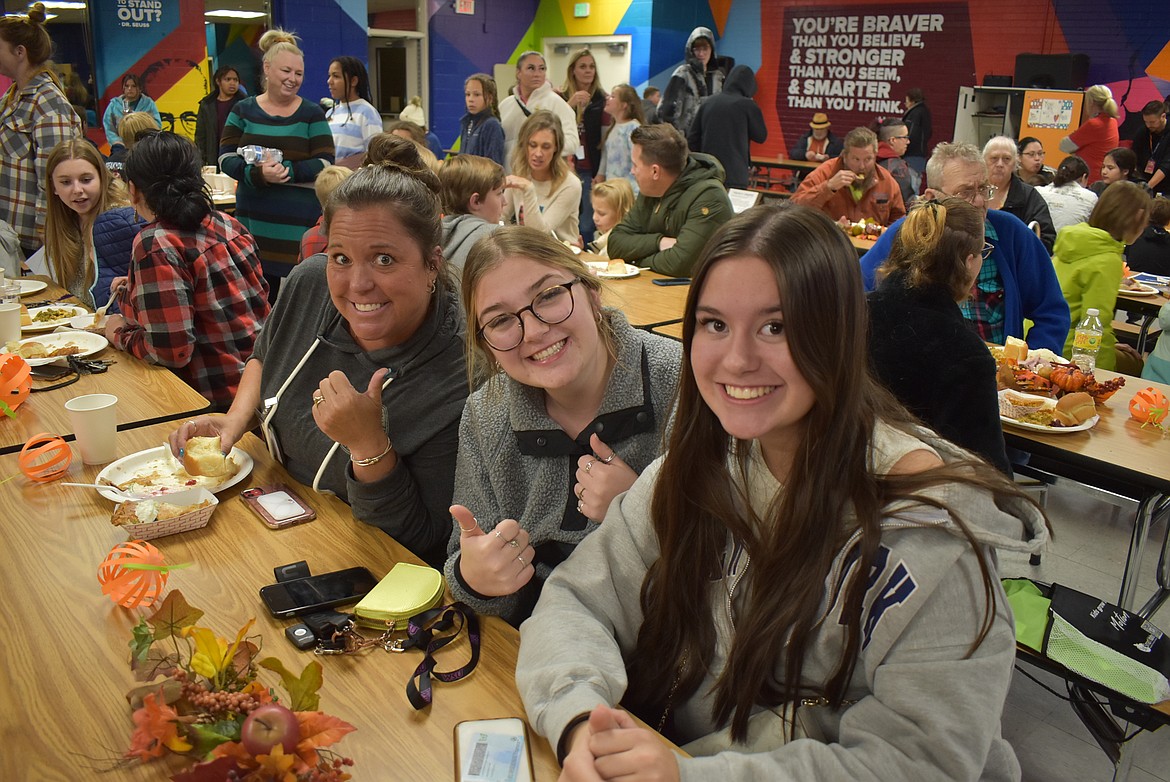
top-left (1136, 494), bottom-right (1170, 620)
top-left (1119, 493), bottom-right (1170, 612)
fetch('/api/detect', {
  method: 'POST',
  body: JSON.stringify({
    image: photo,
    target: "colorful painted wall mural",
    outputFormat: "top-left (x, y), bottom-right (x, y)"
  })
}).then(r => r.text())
top-left (426, 0), bottom-right (1170, 158)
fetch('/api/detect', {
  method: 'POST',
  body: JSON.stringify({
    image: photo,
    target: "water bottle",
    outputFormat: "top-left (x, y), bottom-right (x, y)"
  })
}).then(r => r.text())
top-left (1071, 308), bottom-right (1103, 372)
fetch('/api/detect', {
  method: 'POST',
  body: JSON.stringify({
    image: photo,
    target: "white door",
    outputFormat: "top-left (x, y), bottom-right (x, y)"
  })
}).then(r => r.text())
top-left (543, 36), bottom-right (633, 92)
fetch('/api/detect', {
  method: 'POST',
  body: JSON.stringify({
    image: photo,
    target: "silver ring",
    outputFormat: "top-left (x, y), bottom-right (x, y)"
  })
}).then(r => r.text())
top-left (493, 529), bottom-right (502, 539)
top-left (584, 459), bottom-right (594, 474)
top-left (458, 524), bottom-right (476, 533)
top-left (577, 499), bottom-right (584, 513)
top-left (507, 538), bottom-right (519, 549)
top-left (601, 452), bottom-right (615, 464)
top-left (516, 554), bottom-right (526, 566)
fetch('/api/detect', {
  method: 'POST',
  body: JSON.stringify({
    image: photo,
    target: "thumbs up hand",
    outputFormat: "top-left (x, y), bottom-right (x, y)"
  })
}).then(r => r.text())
top-left (450, 505), bottom-right (536, 597)
top-left (312, 368), bottom-right (392, 461)
top-left (573, 434), bottom-right (637, 522)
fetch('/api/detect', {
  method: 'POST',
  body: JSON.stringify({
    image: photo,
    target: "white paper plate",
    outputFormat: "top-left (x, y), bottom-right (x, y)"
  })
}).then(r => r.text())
top-left (1118, 282), bottom-right (1160, 296)
top-left (18, 279), bottom-right (47, 297)
top-left (17, 331), bottom-right (108, 366)
top-left (586, 261), bottom-right (641, 279)
top-left (97, 445), bottom-right (254, 502)
top-left (1130, 273), bottom-right (1169, 285)
top-left (22, 304), bottom-right (89, 333)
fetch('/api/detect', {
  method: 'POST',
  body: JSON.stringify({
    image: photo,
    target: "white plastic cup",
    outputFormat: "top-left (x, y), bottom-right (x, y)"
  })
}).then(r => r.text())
top-left (65, 393), bottom-right (118, 464)
top-left (0, 302), bottom-right (20, 344)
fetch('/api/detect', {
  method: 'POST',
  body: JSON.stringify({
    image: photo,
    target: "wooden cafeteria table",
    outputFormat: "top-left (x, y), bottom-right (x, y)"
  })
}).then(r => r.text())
top-left (749, 156), bottom-right (819, 191)
top-left (601, 268), bottom-right (690, 329)
top-left (5, 281), bottom-right (211, 453)
top-left (1002, 371), bottom-right (1170, 616)
top-left (1115, 287), bottom-right (1169, 355)
top-left (0, 422), bottom-right (560, 780)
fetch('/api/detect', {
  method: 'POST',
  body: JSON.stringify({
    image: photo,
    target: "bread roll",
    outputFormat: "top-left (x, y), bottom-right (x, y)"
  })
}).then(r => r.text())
top-left (1002, 336), bottom-right (1029, 364)
top-left (183, 436), bottom-right (231, 477)
top-left (1052, 392), bottom-right (1096, 426)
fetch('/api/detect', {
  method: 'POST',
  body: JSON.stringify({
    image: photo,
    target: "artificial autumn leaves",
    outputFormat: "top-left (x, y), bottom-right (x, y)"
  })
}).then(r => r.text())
top-left (122, 589), bottom-right (355, 779)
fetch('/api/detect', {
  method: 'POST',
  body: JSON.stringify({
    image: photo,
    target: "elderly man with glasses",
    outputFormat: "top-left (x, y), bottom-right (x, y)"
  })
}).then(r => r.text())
top-left (860, 142), bottom-right (1070, 353)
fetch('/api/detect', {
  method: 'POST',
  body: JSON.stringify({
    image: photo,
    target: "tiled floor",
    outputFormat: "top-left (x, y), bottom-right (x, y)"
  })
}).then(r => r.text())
top-left (998, 483), bottom-right (1170, 782)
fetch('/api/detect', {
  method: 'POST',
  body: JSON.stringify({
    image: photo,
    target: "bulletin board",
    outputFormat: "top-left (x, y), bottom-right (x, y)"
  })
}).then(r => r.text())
top-left (1020, 89), bottom-right (1085, 168)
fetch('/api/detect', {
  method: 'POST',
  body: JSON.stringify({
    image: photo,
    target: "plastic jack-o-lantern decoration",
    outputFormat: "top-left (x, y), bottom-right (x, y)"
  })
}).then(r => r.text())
top-left (19, 433), bottom-right (73, 482)
top-left (0, 352), bottom-right (31, 417)
top-left (98, 540), bottom-right (169, 608)
top-left (1129, 387), bottom-right (1169, 426)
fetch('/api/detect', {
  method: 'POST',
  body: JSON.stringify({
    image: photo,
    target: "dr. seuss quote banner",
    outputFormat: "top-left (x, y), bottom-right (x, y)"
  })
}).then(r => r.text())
top-left (775, 4), bottom-right (974, 154)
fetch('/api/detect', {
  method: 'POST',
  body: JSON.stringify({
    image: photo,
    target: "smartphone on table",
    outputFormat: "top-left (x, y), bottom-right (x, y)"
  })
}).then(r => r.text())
top-left (454, 718), bottom-right (534, 782)
top-left (259, 567), bottom-right (378, 618)
top-left (241, 484), bottom-right (316, 529)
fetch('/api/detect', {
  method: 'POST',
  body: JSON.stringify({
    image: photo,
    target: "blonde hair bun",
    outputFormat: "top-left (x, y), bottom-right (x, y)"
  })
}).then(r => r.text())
top-left (259, 28), bottom-right (300, 53)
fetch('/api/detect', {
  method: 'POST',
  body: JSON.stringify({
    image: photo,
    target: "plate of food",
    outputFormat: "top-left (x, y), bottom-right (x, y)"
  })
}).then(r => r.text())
top-left (1119, 279), bottom-right (1160, 296)
top-left (21, 304), bottom-right (88, 333)
top-left (96, 439), bottom-right (254, 502)
top-left (16, 331), bottom-right (108, 366)
top-left (998, 390), bottom-right (1099, 433)
top-left (586, 260), bottom-right (640, 279)
top-left (18, 279), bottom-right (47, 297)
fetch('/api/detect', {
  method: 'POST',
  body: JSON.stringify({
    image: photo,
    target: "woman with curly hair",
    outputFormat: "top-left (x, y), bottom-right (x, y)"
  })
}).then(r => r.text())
top-left (503, 110), bottom-right (581, 244)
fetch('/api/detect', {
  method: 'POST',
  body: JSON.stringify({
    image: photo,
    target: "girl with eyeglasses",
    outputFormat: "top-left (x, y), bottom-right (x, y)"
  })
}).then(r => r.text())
top-left (867, 197), bottom-right (1011, 474)
top-left (446, 227), bottom-right (681, 625)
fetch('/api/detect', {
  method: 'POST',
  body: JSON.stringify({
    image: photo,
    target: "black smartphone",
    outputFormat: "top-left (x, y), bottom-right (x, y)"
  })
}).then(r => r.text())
top-left (652, 277), bottom-right (690, 286)
top-left (259, 567), bottom-right (378, 618)
top-left (30, 365), bottom-right (72, 380)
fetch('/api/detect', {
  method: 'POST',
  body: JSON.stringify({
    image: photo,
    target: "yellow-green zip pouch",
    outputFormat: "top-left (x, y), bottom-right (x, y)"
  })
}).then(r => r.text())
top-left (353, 562), bottom-right (445, 630)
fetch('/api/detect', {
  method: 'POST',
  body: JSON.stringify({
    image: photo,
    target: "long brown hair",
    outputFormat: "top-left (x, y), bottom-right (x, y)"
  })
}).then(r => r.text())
top-left (511, 110), bottom-right (569, 190)
top-left (44, 139), bottom-right (129, 297)
top-left (624, 204), bottom-right (1032, 741)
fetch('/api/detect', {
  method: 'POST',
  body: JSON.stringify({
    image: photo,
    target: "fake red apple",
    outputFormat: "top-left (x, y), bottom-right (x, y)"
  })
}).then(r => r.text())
top-left (240, 703), bottom-right (300, 756)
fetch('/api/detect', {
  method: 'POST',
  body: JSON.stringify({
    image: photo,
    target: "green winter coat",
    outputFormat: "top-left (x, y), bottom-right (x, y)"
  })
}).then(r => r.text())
top-left (608, 152), bottom-right (733, 277)
top-left (1052, 222), bottom-right (1123, 370)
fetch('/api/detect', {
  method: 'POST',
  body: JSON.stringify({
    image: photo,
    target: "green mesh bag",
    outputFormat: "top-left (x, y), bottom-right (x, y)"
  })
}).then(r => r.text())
top-left (1042, 585), bottom-right (1170, 705)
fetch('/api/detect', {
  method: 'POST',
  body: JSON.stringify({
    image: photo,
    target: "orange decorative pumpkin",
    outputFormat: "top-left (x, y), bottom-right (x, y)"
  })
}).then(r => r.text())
top-left (0, 352), bottom-right (31, 415)
top-left (1129, 387), bottom-right (1169, 425)
top-left (1049, 364), bottom-right (1091, 393)
top-left (18, 433), bottom-right (73, 482)
top-left (97, 540), bottom-right (168, 608)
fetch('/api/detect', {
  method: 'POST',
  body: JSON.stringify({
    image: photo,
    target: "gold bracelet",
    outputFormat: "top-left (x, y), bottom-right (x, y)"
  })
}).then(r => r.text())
top-left (347, 438), bottom-right (393, 467)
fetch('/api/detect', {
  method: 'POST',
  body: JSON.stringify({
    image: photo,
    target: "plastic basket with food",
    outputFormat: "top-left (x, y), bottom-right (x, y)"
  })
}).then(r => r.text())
top-left (110, 488), bottom-right (218, 540)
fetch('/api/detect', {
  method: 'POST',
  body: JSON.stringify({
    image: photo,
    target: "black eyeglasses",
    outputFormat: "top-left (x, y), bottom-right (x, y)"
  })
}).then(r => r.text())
top-left (478, 279), bottom-right (581, 351)
top-left (892, 135), bottom-right (910, 140)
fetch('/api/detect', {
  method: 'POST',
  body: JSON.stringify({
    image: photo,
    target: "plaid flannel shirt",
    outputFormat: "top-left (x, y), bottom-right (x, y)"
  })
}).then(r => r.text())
top-left (0, 72), bottom-right (82, 251)
top-left (114, 211), bottom-right (271, 409)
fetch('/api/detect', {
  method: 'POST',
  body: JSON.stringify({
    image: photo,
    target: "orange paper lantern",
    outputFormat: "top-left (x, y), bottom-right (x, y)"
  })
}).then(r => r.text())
top-left (97, 540), bottom-right (169, 608)
top-left (19, 433), bottom-right (73, 482)
top-left (0, 352), bottom-right (31, 415)
top-left (1129, 387), bottom-right (1169, 425)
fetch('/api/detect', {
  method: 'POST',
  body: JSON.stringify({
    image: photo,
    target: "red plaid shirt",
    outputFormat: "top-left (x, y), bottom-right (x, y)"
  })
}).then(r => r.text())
top-left (0, 71), bottom-right (82, 251)
top-left (113, 211), bottom-right (271, 409)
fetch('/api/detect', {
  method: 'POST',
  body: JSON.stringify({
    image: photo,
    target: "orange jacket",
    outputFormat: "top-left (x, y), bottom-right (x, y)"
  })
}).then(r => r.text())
top-left (792, 156), bottom-right (907, 226)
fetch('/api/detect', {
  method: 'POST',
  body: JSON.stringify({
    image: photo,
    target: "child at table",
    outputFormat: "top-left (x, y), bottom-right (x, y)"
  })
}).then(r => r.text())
top-left (438, 153), bottom-right (505, 290)
top-left (297, 165), bottom-right (353, 262)
top-left (587, 178), bottom-right (633, 259)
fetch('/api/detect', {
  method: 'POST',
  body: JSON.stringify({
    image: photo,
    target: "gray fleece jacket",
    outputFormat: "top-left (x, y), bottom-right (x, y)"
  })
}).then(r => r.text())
top-left (251, 254), bottom-right (467, 567)
top-left (445, 310), bottom-right (681, 625)
top-left (517, 426), bottom-right (1048, 780)
top-left (441, 213), bottom-right (498, 295)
